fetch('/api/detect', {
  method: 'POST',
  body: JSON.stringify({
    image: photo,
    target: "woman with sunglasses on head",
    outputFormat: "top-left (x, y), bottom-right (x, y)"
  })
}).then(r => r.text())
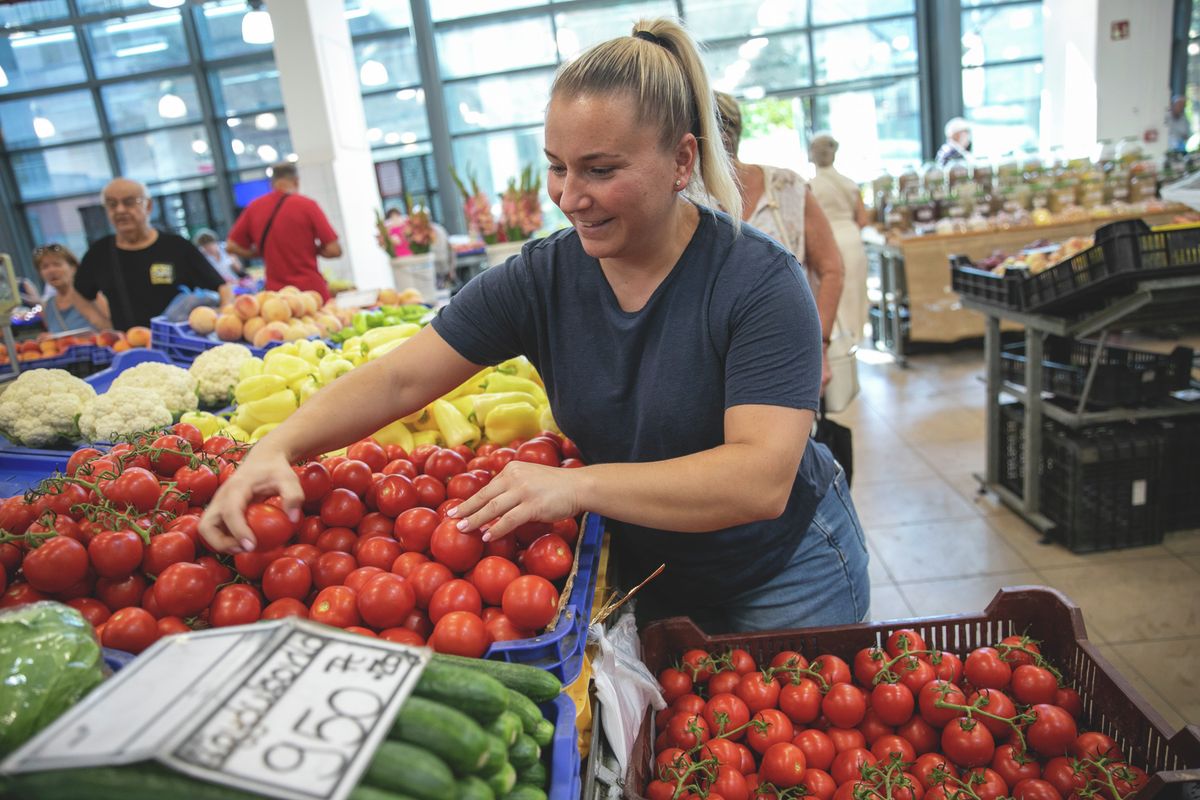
top-left (199, 18), bottom-right (869, 633)
top-left (33, 243), bottom-right (111, 333)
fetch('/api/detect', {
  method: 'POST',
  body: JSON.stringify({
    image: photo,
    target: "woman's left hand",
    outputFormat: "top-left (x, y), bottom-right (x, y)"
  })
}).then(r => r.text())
top-left (447, 460), bottom-right (584, 541)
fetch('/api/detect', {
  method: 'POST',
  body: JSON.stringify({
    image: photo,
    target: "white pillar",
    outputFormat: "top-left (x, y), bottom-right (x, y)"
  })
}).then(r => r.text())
top-left (268, 0), bottom-right (393, 291)
top-left (1042, 0), bottom-right (1173, 158)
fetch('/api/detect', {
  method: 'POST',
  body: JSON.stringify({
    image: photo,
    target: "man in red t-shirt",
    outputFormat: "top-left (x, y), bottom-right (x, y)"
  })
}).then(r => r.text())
top-left (226, 162), bottom-right (342, 301)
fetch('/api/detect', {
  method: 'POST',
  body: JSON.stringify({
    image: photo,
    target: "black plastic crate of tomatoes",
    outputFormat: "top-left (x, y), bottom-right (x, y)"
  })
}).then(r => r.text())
top-left (998, 402), bottom-right (1166, 552)
top-left (1135, 222), bottom-right (1200, 277)
top-left (949, 254), bottom-right (1028, 310)
top-left (1021, 220), bottom-right (1146, 313)
top-left (1156, 415), bottom-right (1200, 531)
top-left (1000, 336), bottom-right (1194, 407)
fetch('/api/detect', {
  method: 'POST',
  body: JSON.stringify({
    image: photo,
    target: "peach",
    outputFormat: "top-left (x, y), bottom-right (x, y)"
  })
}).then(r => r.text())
top-left (189, 305), bottom-right (218, 335)
top-left (233, 294), bottom-right (260, 321)
top-left (260, 297), bottom-right (292, 323)
top-left (214, 314), bottom-right (243, 342)
top-left (298, 293), bottom-right (320, 316)
top-left (279, 285), bottom-right (300, 295)
top-left (242, 316), bottom-right (266, 342)
top-left (376, 287), bottom-right (399, 306)
top-left (252, 322), bottom-right (288, 349)
top-left (284, 293), bottom-right (306, 318)
top-left (126, 326), bottom-right (152, 348)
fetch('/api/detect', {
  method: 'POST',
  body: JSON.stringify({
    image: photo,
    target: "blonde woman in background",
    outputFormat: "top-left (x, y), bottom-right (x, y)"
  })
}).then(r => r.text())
top-left (713, 91), bottom-right (844, 389)
top-left (808, 132), bottom-right (869, 344)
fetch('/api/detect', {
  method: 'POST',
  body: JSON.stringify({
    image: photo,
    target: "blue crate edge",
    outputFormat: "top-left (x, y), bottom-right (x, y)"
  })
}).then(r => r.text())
top-left (546, 691), bottom-right (582, 800)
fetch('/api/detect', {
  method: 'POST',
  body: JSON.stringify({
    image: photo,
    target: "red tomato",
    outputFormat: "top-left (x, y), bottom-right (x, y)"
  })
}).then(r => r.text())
top-left (483, 613), bottom-right (528, 643)
top-left (393, 507), bottom-right (439, 553)
top-left (871, 734), bottom-right (916, 767)
top-left (428, 610), bottom-right (489, 657)
top-left (330, 458), bottom-right (372, 497)
top-left (709, 670), bottom-right (740, 695)
top-left (382, 458), bottom-right (417, 479)
top-left (1109, 764), bottom-right (1149, 798)
top-left (667, 712), bottom-right (711, 750)
top-left (154, 562), bottom-right (217, 617)
top-left (812, 654), bottom-right (852, 686)
top-left (262, 557), bottom-right (313, 601)
top-left (294, 461), bottom-right (331, 505)
top-left (375, 475), bottom-right (419, 517)
top-left (66, 596), bottom-right (111, 627)
top-left (347, 440), bottom-right (387, 473)
top-left (88, 530), bottom-right (145, 579)
top-left (745, 709), bottom-right (794, 755)
top-left (997, 635), bottom-right (1041, 668)
top-left (316, 527), bottom-right (357, 554)
top-left (408, 561), bottom-right (454, 609)
top-left (501, 574), bottom-right (558, 630)
top-left (897, 715), bottom-right (939, 756)
top-left (1042, 758), bottom-right (1088, 799)
top-left (157, 616), bottom-right (192, 637)
top-left (830, 748), bottom-right (878, 785)
top-left (515, 439), bottom-right (558, 466)
top-left (800, 769), bottom-right (837, 800)
top-left (22, 536), bottom-right (88, 593)
top-left (761, 742), bottom-right (808, 788)
top-left (896, 656), bottom-right (937, 696)
top-left (446, 472), bottom-right (487, 500)
top-left (964, 768), bottom-right (1009, 800)
top-left (312, 551), bottom-right (357, 589)
top-left (930, 651), bottom-right (964, 684)
top-left (1070, 731), bottom-right (1121, 762)
top-left (357, 573), bottom-right (417, 629)
top-left (735, 670), bottom-right (782, 714)
top-left (66, 446), bottom-right (103, 477)
top-left (793, 729), bottom-right (836, 771)
top-left (1054, 687), bottom-right (1084, 721)
top-left (778, 678), bottom-right (822, 725)
top-left (357, 511), bottom-right (394, 540)
top-left (659, 668), bottom-right (693, 705)
top-left (826, 727), bottom-right (867, 753)
top-left (296, 516), bottom-right (325, 546)
top-left (964, 647), bottom-right (1012, 691)
top-left (95, 573), bottom-right (147, 611)
top-left (209, 584), bottom-right (262, 627)
top-left (913, 753), bottom-right (958, 790)
top-left (412, 474), bottom-right (446, 508)
top-left (142, 531), bottom-right (195, 575)
top-left (853, 646), bottom-right (888, 686)
top-left (991, 744), bottom-right (1042, 788)
top-left (0, 583), bottom-right (45, 610)
top-left (424, 449), bottom-right (468, 482)
top-left (378, 627), bottom-right (425, 646)
top-left (102, 607), bottom-right (159, 653)
top-left (355, 536), bottom-right (402, 571)
top-left (872, 682), bottom-right (916, 727)
top-left (171, 422), bottom-right (204, 452)
top-left (282, 543), bottom-right (321, 570)
top-left (918, 680), bottom-right (967, 728)
top-left (886, 629), bottom-right (929, 660)
top-left (470, 556), bottom-right (520, 605)
top-left (703, 692), bottom-right (751, 740)
top-left (320, 488), bottom-right (365, 528)
top-left (1025, 704), bottom-right (1077, 758)
top-left (523, 534), bottom-right (573, 582)
top-left (390, 551), bottom-right (428, 578)
top-left (941, 719), bottom-right (995, 768)
top-left (1011, 665), bottom-right (1058, 706)
top-left (428, 578), bottom-right (482, 624)
top-left (262, 598), bottom-right (309, 620)
top-left (309, 585), bottom-right (360, 628)
top-left (429, 518), bottom-right (484, 573)
top-left (1012, 779), bottom-right (1062, 800)
top-left (245, 502), bottom-right (296, 551)
top-left (822, 683), bottom-right (866, 728)
top-left (858, 707), bottom-right (895, 747)
top-left (343, 566), bottom-right (385, 594)
top-left (967, 689), bottom-right (1017, 740)
top-left (174, 464), bottom-right (219, 506)
top-left (489, 447), bottom-right (517, 472)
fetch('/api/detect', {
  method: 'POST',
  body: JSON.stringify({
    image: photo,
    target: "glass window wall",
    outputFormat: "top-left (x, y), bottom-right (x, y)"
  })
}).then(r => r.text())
top-left (961, 0), bottom-right (1043, 158)
top-left (85, 10), bottom-right (190, 79)
top-left (0, 89), bottom-right (100, 149)
top-left (0, 27), bottom-right (87, 94)
top-left (102, 74), bottom-right (203, 133)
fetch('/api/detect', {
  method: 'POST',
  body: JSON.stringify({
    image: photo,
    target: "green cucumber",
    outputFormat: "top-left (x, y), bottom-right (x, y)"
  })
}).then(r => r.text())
top-left (485, 762), bottom-right (518, 797)
top-left (480, 734), bottom-right (509, 776)
top-left (457, 775), bottom-right (496, 800)
top-left (487, 710), bottom-right (523, 747)
top-left (505, 688), bottom-right (544, 735)
top-left (508, 733), bottom-right (540, 770)
top-left (414, 660), bottom-right (509, 722)
top-left (503, 786), bottom-right (548, 800)
top-left (431, 654), bottom-right (562, 702)
top-left (363, 741), bottom-right (456, 800)
top-left (0, 764), bottom-right (260, 799)
top-left (390, 696), bottom-right (490, 775)
top-left (531, 718), bottom-right (554, 749)
top-left (349, 787), bottom-right (419, 800)
top-left (518, 761), bottom-right (548, 789)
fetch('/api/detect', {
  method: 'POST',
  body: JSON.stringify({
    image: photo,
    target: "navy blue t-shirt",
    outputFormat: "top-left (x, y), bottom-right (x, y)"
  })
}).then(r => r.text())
top-left (431, 207), bottom-right (837, 606)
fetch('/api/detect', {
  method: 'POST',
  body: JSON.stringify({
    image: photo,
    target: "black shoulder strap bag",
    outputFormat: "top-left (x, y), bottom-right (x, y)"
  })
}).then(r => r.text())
top-left (257, 193), bottom-right (290, 259)
top-left (107, 239), bottom-right (138, 329)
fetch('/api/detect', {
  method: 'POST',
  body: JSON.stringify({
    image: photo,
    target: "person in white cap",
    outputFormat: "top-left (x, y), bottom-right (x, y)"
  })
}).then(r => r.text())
top-left (1166, 95), bottom-right (1190, 154)
top-left (936, 117), bottom-right (972, 168)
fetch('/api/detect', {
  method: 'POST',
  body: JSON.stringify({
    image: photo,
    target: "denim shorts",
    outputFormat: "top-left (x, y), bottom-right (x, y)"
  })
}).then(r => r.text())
top-left (660, 463), bottom-right (871, 634)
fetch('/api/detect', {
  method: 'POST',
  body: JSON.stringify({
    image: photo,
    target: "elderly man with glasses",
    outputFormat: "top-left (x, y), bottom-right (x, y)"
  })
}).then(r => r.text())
top-left (75, 177), bottom-right (230, 331)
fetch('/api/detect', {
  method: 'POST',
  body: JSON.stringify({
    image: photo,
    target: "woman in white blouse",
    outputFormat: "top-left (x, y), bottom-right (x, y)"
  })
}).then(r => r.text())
top-left (714, 92), bottom-right (844, 388)
top-left (808, 133), bottom-right (870, 343)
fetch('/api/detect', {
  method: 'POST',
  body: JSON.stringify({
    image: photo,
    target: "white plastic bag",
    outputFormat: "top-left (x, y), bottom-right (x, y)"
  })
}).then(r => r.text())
top-left (588, 613), bottom-right (666, 773)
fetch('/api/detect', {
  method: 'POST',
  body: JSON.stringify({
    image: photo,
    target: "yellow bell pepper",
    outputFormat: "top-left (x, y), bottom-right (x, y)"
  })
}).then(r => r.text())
top-left (411, 430), bottom-right (442, 447)
top-left (483, 402), bottom-right (540, 444)
top-left (373, 418), bottom-right (415, 451)
top-left (362, 323), bottom-right (420, 352)
top-left (318, 355), bottom-right (355, 384)
top-left (431, 399), bottom-right (480, 448)
top-left (496, 356), bottom-right (539, 383)
top-left (238, 356), bottom-right (264, 380)
top-left (409, 406), bottom-right (442, 431)
top-left (262, 352), bottom-right (314, 385)
top-left (297, 339), bottom-right (329, 365)
top-left (234, 373), bottom-right (287, 405)
top-left (338, 335), bottom-right (363, 356)
top-left (366, 337), bottom-right (408, 361)
top-left (445, 369), bottom-right (493, 400)
top-left (296, 376), bottom-right (322, 404)
top-left (225, 423), bottom-right (251, 442)
top-left (249, 422), bottom-right (281, 442)
top-left (232, 405), bottom-right (263, 433)
top-left (484, 373), bottom-right (547, 404)
top-left (273, 341), bottom-right (300, 357)
top-left (179, 411), bottom-right (227, 439)
top-left (539, 404), bottom-right (560, 434)
top-left (400, 404), bottom-right (428, 425)
top-left (242, 388), bottom-right (299, 425)
top-left (473, 392), bottom-right (539, 425)
top-left (450, 396), bottom-right (476, 420)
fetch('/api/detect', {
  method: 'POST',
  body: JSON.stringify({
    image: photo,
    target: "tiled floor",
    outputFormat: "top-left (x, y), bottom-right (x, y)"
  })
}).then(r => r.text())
top-left (829, 346), bottom-right (1200, 729)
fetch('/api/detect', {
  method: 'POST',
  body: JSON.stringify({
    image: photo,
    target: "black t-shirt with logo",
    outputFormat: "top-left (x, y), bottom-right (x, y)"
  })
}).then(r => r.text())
top-left (76, 232), bottom-right (225, 329)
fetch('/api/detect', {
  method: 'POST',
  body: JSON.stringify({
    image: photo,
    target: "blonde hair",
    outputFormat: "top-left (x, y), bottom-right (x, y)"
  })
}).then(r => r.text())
top-left (551, 18), bottom-right (741, 225)
top-left (714, 91), bottom-right (742, 157)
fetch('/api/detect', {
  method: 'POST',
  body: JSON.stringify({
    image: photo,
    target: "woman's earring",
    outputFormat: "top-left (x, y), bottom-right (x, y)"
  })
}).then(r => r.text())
top-left (675, 179), bottom-right (682, 188)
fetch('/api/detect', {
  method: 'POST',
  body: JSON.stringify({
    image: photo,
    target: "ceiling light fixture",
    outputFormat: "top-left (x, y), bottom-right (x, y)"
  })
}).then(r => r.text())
top-left (32, 115), bottom-right (55, 139)
top-left (258, 144), bottom-right (279, 162)
top-left (254, 112), bottom-right (277, 130)
top-left (148, 0), bottom-right (185, 7)
top-left (0, 66), bottom-right (8, 88)
top-left (157, 84), bottom-right (188, 119)
top-left (359, 59), bottom-right (388, 87)
top-left (242, 0), bottom-right (274, 45)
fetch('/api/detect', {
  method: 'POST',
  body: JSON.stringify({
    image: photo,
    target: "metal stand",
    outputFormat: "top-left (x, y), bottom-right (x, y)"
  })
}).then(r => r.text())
top-left (965, 274), bottom-right (1200, 537)
top-left (1, 323), bottom-right (20, 383)
top-left (867, 242), bottom-right (908, 367)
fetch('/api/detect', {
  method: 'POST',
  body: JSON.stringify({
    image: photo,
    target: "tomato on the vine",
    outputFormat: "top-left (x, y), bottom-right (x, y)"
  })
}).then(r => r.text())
top-left (357, 573), bottom-right (417, 629)
top-left (1025, 704), bottom-right (1077, 758)
top-left (760, 742), bottom-right (808, 788)
top-left (744, 709), bottom-right (794, 755)
top-left (941, 718), bottom-right (995, 768)
top-left (153, 562), bottom-right (217, 617)
top-left (309, 585), bottom-right (360, 628)
top-left (703, 692), bottom-right (751, 740)
top-left (209, 584), bottom-right (262, 627)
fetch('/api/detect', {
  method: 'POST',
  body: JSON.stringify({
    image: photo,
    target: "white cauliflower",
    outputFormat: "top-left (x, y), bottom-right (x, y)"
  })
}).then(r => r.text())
top-left (0, 368), bottom-right (96, 446)
top-left (189, 343), bottom-right (254, 407)
top-left (110, 362), bottom-right (199, 416)
top-left (78, 387), bottom-right (172, 443)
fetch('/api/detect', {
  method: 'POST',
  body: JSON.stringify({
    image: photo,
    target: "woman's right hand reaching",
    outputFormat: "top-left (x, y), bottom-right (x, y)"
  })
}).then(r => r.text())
top-left (199, 443), bottom-right (306, 554)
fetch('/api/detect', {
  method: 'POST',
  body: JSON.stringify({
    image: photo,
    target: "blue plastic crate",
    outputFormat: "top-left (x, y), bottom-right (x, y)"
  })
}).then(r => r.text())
top-left (151, 315), bottom-right (332, 367)
top-left (0, 450), bottom-right (69, 497)
top-left (545, 691), bottom-right (581, 800)
top-left (0, 345), bottom-right (102, 378)
top-left (485, 512), bottom-right (603, 684)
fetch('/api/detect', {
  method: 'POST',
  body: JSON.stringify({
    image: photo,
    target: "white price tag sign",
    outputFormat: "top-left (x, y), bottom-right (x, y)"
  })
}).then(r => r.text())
top-left (1, 619), bottom-right (429, 800)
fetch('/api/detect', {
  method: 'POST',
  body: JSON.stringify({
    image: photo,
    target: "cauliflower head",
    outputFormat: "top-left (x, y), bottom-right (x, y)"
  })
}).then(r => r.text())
top-left (0, 368), bottom-right (96, 446)
top-left (78, 387), bottom-right (172, 442)
top-left (189, 343), bottom-right (254, 407)
top-left (111, 362), bottom-right (199, 416)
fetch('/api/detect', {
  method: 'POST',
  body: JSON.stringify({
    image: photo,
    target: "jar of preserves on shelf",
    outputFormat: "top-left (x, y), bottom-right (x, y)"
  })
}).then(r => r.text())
top-left (883, 196), bottom-right (911, 231)
top-left (973, 159), bottom-right (995, 190)
top-left (897, 164), bottom-right (920, 196)
top-left (1128, 161), bottom-right (1158, 202)
top-left (909, 193), bottom-right (939, 231)
top-left (1030, 182), bottom-right (1051, 211)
